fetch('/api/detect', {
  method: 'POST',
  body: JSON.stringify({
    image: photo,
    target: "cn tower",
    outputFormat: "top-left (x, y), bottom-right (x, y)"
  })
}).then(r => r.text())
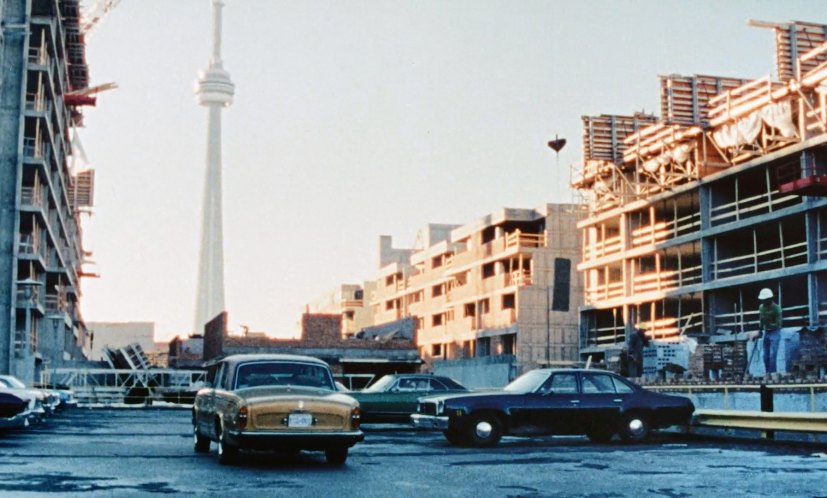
top-left (193, 0), bottom-right (234, 334)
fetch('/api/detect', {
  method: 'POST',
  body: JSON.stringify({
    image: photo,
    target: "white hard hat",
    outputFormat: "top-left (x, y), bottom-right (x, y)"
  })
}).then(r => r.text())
top-left (758, 288), bottom-right (773, 300)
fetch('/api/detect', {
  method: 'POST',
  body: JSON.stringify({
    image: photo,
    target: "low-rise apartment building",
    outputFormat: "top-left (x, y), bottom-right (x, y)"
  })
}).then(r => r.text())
top-left (370, 204), bottom-right (583, 380)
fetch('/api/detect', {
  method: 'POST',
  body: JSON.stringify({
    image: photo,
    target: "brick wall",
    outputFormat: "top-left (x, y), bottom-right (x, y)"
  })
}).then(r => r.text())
top-left (223, 313), bottom-right (416, 352)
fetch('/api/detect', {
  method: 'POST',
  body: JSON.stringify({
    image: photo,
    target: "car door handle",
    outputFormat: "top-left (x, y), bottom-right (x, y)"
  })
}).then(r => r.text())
top-left (570, 400), bottom-right (580, 404)
top-left (613, 399), bottom-right (623, 403)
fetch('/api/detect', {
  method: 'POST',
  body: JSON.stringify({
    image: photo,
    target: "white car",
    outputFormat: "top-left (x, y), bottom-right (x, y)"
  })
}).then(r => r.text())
top-left (0, 376), bottom-right (59, 416)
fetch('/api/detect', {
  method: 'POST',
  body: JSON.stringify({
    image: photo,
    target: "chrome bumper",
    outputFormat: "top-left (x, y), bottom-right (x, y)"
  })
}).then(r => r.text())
top-left (410, 413), bottom-right (449, 430)
top-left (226, 429), bottom-right (364, 450)
top-left (0, 410), bottom-right (32, 429)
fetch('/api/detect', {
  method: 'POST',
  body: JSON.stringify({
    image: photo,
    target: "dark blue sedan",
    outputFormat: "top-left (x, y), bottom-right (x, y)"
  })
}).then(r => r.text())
top-left (412, 368), bottom-right (694, 447)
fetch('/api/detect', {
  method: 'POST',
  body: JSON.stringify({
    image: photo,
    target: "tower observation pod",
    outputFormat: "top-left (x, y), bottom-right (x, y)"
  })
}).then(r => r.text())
top-left (193, 0), bottom-right (234, 335)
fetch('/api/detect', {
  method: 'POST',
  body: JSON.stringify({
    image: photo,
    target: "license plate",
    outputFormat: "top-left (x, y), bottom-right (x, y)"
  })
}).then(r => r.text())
top-left (288, 413), bottom-right (313, 428)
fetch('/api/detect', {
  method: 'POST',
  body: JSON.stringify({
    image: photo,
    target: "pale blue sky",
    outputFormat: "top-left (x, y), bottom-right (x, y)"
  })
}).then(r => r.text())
top-left (79, 1), bottom-right (825, 342)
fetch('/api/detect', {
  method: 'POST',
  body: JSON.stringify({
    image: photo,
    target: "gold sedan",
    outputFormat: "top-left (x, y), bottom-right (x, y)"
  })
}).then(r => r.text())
top-left (193, 354), bottom-right (363, 465)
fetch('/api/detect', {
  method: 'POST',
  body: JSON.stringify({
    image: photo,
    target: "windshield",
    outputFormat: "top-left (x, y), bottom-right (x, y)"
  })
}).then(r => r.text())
top-left (0, 376), bottom-right (26, 389)
top-left (502, 370), bottom-right (551, 393)
top-left (362, 375), bottom-right (395, 393)
top-left (234, 361), bottom-right (335, 390)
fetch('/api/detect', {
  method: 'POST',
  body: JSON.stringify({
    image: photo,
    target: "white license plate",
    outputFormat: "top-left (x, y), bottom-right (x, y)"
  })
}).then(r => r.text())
top-left (288, 413), bottom-right (313, 428)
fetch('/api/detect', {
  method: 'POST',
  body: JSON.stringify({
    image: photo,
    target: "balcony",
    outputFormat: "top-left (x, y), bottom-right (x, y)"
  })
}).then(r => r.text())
top-left (585, 281), bottom-right (624, 304)
top-left (340, 299), bottom-right (363, 309)
top-left (504, 270), bottom-right (532, 287)
top-left (583, 234), bottom-right (622, 262)
top-left (452, 230), bottom-right (547, 270)
top-left (23, 137), bottom-right (50, 161)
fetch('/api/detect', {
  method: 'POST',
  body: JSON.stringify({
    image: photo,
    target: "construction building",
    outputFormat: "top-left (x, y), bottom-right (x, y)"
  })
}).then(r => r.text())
top-left (366, 204), bottom-right (583, 385)
top-left (0, 0), bottom-right (101, 383)
top-left (573, 20), bottom-right (827, 362)
top-left (304, 283), bottom-right (376, 338)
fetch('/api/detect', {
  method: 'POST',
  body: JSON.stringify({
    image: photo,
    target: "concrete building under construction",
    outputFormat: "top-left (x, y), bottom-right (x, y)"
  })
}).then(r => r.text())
top-left (0, 0), bottom-right (100, 383)
top-left (574, 20), bottom-right (827, 361)
top-left (367, 204), bottom-right (583, 385)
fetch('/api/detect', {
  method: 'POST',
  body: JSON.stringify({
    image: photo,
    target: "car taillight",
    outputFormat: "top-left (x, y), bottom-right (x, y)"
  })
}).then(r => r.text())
top-left (238, 406), bottom-right (248, 429)
top-left (350, 406), bottom-right (361, 429)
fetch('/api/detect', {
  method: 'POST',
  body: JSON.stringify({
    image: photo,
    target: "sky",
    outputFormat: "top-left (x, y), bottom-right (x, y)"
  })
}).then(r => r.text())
top-left (78, 1), bottom-right (826, 343)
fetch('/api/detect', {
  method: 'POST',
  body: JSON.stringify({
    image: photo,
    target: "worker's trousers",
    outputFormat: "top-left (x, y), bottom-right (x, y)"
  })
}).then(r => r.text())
top-left (762, 329), bottom-right (781, 374)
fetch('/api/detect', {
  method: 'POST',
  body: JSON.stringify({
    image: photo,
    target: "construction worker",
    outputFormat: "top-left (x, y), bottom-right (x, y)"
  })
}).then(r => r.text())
top-left (757, 288), bottom-right (782, 375)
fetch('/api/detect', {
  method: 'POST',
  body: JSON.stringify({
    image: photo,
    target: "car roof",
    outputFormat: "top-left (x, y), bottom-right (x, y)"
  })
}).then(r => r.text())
top-left (529, 368), bottom-right (620, 375)
top-left (220, 354), bottom-right (329, 367)
top-left (388, 373), bottom-right (447, 378)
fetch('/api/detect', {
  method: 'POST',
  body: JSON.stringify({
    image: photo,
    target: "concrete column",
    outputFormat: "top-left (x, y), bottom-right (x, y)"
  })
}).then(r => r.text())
top-left (0, 0), bottom-right (29, 375)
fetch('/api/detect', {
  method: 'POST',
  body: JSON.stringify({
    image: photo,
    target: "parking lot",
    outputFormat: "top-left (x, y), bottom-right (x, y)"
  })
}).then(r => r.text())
top-left (1, 406), bottom-right (827, 497)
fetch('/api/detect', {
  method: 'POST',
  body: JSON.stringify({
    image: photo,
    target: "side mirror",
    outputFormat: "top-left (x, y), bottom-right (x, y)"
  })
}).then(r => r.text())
top-left (391, 387), bottom-right (400, 393)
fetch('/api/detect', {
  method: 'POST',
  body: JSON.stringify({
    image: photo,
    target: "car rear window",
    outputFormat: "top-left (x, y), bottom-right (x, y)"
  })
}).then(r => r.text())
top-left (235, 362), bottom-right (334, 390)
top-left (582, 373), bottom-right (616, 394)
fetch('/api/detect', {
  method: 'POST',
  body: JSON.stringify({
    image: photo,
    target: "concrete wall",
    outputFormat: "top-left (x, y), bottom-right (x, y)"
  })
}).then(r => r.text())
top-left (87, 322), bottom-right (156, 361)
top-left (432, 355), bottom-right (518, 389)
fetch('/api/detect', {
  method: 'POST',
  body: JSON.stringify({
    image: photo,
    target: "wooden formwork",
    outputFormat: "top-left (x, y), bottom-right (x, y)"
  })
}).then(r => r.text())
top-left (798, 41), bottom-right (827, 139)
top-left (659, 74), bottom-right (747, 126)
top-left (581, 113), bottom-right (657, 165)
top-left (69, 169), bottom-right (94, 208)
top-left (749, 19), bottom-right (827, 82)
top-left (577, 21), bottom-right (827, 212)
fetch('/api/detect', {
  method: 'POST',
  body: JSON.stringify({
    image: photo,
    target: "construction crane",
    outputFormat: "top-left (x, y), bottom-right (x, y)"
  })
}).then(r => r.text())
top-left (81, 0), bottom-right (122, 34)
top-left (64, 81), bottom-right (118, 107)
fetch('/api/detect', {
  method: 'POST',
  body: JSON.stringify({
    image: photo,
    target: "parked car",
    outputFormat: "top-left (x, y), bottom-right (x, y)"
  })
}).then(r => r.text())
top-left (0, 391), bottom-right (35, 429)
top-left (348, 374), bottom-right (469, 423)
top-left (192, 354), bottom-right (364, 465)
top-left (411, 368), bottom-right (694, 447)
top-left (34, 383), bottom-right (78, 409)
top-left (0, 376), bottom-right (58, 417)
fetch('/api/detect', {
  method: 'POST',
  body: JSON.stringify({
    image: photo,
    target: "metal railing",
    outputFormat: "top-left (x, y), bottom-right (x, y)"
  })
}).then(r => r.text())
top-left (693, 409), bottom-right (827, 433)
top-left (42, 368), bottom-right (208, 405)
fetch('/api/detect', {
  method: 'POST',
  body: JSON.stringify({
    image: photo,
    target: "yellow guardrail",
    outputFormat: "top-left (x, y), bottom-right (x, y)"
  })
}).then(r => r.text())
top-left (693, 409), bottom-right (827, 433)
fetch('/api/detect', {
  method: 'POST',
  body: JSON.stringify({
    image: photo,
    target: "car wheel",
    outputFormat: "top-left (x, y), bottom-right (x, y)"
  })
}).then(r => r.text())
top-left (193, 424), bottom-right (210, 453)
top-left (217, 424), bottom-right (239, 465)
top-left (586, 425), bottom-right (614, 444)
top-left (325, 447), bottom-right (348, 465)
top-left (443, 429), bottom-right (466, 446)
top-left (465, 413), bottom-right (502, 447)
top-left (620, 413), bottom-right (650, 443)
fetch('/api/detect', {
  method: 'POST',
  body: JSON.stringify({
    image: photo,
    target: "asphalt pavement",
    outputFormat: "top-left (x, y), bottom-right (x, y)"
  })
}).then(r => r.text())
top-left (1, 407), bottom-right (826, 497)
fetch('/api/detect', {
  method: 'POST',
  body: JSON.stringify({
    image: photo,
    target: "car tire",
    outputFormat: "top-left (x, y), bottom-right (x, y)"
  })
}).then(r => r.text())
top-left (465, 413), bottom-right (502, 447)
top-left (619, 413), bottom-right (650, 443)
top-left (193, 425), bottom-right (210, 453)
top-left (217, 424), bottom-right (239, 465)
top-left (325, 447), bottom-right (348, 465)
top-left (443, 429), bottom-right (466, 446)
top-left (586, 425), bottom-right (614, 444)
